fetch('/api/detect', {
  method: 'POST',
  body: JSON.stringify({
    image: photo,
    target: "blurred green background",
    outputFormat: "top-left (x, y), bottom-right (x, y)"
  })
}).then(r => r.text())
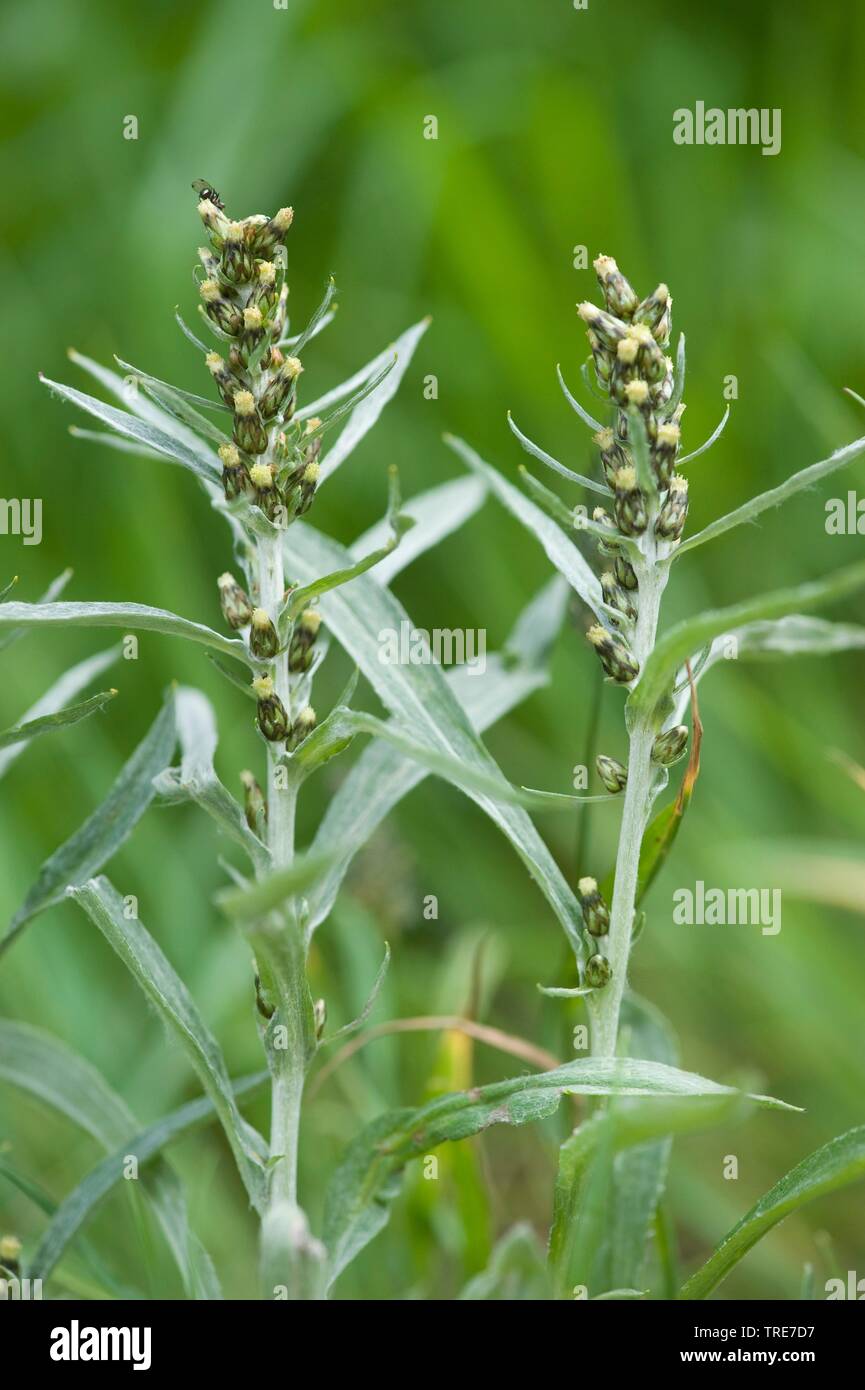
top-left (2, 0), bottom-right (865, 1299)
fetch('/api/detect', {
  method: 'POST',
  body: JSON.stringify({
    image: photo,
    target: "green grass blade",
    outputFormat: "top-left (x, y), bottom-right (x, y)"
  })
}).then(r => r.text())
top-left (680, 1126), bottom-right (865, 1300)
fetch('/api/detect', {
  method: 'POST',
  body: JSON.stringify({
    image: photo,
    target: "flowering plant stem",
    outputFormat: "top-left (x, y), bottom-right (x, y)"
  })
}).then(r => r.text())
top-left (588, 554), bottom-right (668, 1058)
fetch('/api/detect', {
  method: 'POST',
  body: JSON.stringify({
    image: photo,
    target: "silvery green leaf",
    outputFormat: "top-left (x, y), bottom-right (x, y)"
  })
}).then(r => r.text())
top-left (0, 599), bottom-right (249, 664)
top-left (155, 687), bottom-right (269, 872)
top-left (675, 433), bottom-right (865, 557)
top-left (680, 1125), bottom-right (865, 1300)
top-left (287, 524), bottom-right (585, 955)
top-left (40, 374), bottom-right (220, 483)
top-left (2, 693), bottom-right (177, 954)
top-left (216, 850), bottom-right (337, 922)
top-left (350, 476), bottom-right (488, 587)
top-left (323, 1058), bottom-right (792, 1291)
top-left (316, 318), bottom-right (430, 481)
top-left (280, 308), bottom-right (337, 350)
top-left (291, 706), bottom-right (555, 805)
top-left (445, 434), bottom-right (607, 625)
top-left (507, 411), bottom-right (611, 496)
top-left (25, 1069), bottom-right (269, 1284)
top-left (0, 1021), bottom-right (220, 1300)
top-left (298, 317), bottom-right (426, 423)
top-left (458, 1223), bottom-right (552, 1301)
top-left (628, 558), bottom-right (865, 725)
top-left (0, 567), bottom-right (72, 653)
top-left (68, 426), bottom-right (164, 461)
top-left (174, 308), bottom-right (210, 354)
top-left (677, 405), bottom-right (730, 466)
top-left (286, 276), bottom-right (337, 357)
top-left (672, 615), bottom-right (865, 724)
top-left (260, 1201), bottom-right (327, 1301)
top-left (66, 348), bottom-right (224, 462)
top-left (667, 332), bottom-right (686, 413)
top-left (114, 357), bottom-right (230, 443)
top-left (305, 577), bottom-right (567, 935)
top-left (556, 364), bottom-right (604, 433)
top-left (549, 1089), bottom-right (761, 1299)
top-left (321, 945), bottom-right (391, 1047)
top-left (69, 876), bottom-right (268, 1212)
top-left (283, 465), bottom-right (411, 630)
top-left (0, 644), bottom-right (119, 780)
top-left (517, 466), bottom-right (641, 568)
top-left (0, 689), bottom-right (116, 754)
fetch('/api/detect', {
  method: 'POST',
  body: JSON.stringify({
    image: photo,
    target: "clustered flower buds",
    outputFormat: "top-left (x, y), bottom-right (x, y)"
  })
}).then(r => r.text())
top-left (195, 193), bottom-right (326, 531)
top-left (651, 723), bottom-right (689, 766)
top-left (579, 255), bottom-right (690, 688)
top-left (287, 704), bottom-right (316, 751)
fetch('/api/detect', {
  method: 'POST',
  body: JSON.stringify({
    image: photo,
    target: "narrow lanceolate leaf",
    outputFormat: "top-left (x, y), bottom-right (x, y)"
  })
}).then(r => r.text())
top-left (0, 600), bottom-right (249, 663)
top-left (673, 615), bottom-right (865, 724)
top-left (317, 318), bottom-right (430, 482)
top-left (216, 851), bottom-right (336, 922)
top-left (680, 1126), bottom-right (865, 1300)
top-left (287, 523), bottom-right (586, 956)
top-left (675, 433), bottom-right (865, 557)
top-left (628, 559), bottom-right (865, 724)
top-left (3, 693), bottom-right (177, 953)
top-left (507, 411), bottom-right (612, 497)
top-left (305, 577), bottom-right (567, 936)
top-left (445, 434), bottom-right (607, 624)
top-left (0, 568), bottom-right (72, 653)
top-left (323, 1058), bottom-right (792, 1291)
top-left (0, 645), bottom-right (119, 780)
top-left (154, 687), bottom-right (268, 872)
top-left (40, 375), bottom-right (220, 482)
top-left (0, 690), bottom-right (117, 753)
top-left (114, 357), bottom-right (230, 443)
top-left (350, 476), bottom-right (488, 587)
top-left (0, 1021), bottom-right (220, 1300)
top-left (26, 1071), bottom-right (269, 1286)
top-left (70, 877), bottom-right (268, 1212)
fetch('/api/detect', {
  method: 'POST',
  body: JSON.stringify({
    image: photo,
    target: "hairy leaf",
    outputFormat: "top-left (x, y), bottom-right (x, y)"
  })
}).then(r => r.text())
top-left (3, 693), bottom-right (177, 952)
top-left (70, 876), bottom-right (268, 1211)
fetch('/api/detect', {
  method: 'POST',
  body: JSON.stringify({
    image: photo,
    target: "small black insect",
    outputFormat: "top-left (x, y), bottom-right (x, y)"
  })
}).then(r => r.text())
top-left (192, 178), bottom-right (225, 211)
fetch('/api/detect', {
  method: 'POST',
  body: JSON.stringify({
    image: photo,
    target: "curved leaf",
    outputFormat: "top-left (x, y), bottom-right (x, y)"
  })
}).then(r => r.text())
top-left (0, 1021), bottom-right (220, 1299)
top-left (288, 523), bottom-right (586, 956)
top-left (628, 559), bottom-right (865, 725)
top-left (0, 599), bottom-right (249, 663)
top-left (25, 1070), bottom-right (269, 1284)
top-left (69, 876), bottom-right (268, 1212)
top-left (445, 434), bottom-right (607, 625)
top-left (3, 692), bottom-right (177, 953)
top-left (0, 645), bottom-right (119, 780)
top-left (680, 1126), bottom-right (865, 1300)
top-left (324, 1057), bottom-right (792, 1291)
top-left (675, 434), bottom-right (865, 557)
